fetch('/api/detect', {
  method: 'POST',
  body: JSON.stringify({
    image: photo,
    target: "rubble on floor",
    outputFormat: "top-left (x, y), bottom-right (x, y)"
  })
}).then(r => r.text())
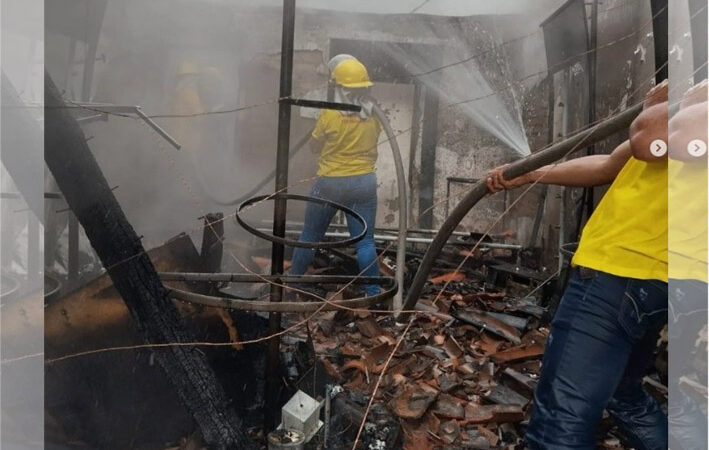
top-left (273, 269), bottom-right (536, 449)
top-left (277, 266), bottom-right (666, 449)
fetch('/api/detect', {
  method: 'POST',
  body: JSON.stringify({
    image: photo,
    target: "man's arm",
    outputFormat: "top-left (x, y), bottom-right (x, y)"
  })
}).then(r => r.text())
top-left (486, 140), bottom-right (632, 192)
top-left (629, 101), bottom-right (668, 161)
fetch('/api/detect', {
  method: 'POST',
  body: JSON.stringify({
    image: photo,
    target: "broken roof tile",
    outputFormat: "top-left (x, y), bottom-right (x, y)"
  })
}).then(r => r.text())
top-left (430, 271), bottom-right (466, 284)
top-left (431, 393), bottom-right (466, 419)
top-left (439, 420), bottom-right (461, 444)
top-left (389, 386), bottom-right (439, 420)
top-left (490, 343), bottom-right (544, 364)
top-left (482, 383), bottom-right (529, 407)
top-left (463, 404), bottom-right (525, 424)
top-left (453, 309), bottom-right (522, 344)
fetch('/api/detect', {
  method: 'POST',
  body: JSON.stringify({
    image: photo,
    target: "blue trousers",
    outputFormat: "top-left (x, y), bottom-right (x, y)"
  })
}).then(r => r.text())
top-left (290, 174), bottom-right (380, 297)
top-left (527, 268), bottom-right (668, 450)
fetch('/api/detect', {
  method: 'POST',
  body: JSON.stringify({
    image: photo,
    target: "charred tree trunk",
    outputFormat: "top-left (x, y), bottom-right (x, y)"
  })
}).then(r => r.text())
top-left (44, 72), bottom-right (256, 450)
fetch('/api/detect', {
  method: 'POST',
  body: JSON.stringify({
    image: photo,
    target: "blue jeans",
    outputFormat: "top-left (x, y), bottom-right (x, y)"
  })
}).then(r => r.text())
top-left (527, 268), bottom-right (668, 450)
top-left (290, 174), bottom-right (380, 297)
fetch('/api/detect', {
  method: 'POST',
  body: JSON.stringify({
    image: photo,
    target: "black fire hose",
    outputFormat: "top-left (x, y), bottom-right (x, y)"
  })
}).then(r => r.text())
top-left (399, 102), bottom-right (644, 321)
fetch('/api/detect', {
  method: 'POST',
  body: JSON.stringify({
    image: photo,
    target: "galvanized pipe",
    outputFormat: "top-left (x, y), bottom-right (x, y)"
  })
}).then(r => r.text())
top-left (399, 102), bottom-right (644, 321)
top-left (261, 220), bottom-right (472, 238)
top-left (254, 228), bottom-right (522, 249)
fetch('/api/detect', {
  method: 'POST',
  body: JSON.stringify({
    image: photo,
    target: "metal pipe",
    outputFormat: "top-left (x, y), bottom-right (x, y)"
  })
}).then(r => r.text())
top-left (161, 273), bottom-right (391, 284)
top-left (372, 103), bottom-right (407, 314)
top-left (134, 107), bottom-right (181, 150)
top-left (254, 228), bottom-right (522, 249)
top-left (165, 284), bottom-right (392, 313)
top-left (399, 102), bottom-right (644, 320)
top-left (159, 273), bottom-right (397, 313)
top-left (261, 220), bottom-right (473, 237)
top-left (74, 104), bottom-right (182, 150)
top-left (281, 98), bottom-right (360, 112)
top-left (266, 0), bottom-right (296, 430)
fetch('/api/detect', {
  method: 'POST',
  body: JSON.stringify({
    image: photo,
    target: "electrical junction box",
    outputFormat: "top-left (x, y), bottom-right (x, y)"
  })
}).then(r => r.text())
top-left (280, 390), bottom-right (324, 443)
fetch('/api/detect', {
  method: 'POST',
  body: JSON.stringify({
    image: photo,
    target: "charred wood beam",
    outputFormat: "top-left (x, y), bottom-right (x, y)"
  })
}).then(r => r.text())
top-left (44, 72), bottom-right (256, 450)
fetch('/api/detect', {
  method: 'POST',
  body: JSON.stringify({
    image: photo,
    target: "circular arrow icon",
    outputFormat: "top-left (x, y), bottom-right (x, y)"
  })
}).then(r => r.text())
top-left (650, 139), bottom-right (667, 157)
top-left (687, 139), bottom-right (707, 157)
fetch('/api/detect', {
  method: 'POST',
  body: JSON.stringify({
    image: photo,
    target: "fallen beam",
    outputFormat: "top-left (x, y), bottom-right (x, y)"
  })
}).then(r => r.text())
top-left (44, 72), bottom-right (256, 450)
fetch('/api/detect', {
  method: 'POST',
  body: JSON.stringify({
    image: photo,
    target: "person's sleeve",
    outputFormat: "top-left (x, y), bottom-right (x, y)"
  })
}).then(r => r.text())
top-left (312, 110), bottom-right (332, 141)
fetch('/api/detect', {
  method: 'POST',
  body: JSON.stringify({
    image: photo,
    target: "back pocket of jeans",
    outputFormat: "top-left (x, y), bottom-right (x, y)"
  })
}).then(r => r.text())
top-left (618, 281), bottom-right (667, 340)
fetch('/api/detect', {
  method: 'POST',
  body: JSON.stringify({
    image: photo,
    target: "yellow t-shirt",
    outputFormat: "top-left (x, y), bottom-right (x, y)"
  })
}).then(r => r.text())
top-left (572, 157), bottom-right (668, 282)
top-left (312, 109), bottom-right (381, 177)
top-left (668, 159), bottom-right (708, 281)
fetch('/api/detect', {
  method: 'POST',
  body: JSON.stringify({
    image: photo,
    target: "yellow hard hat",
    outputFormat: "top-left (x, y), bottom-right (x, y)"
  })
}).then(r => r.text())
top-left (332, 59), bottom-right (373, 88)
top-left (177, 61), bottom-right (200, 76)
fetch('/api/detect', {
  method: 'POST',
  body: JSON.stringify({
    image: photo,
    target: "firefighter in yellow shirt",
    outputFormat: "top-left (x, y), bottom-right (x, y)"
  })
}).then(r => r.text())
top-left (290, 57), bottom-right (382, 297)
top-left (487, 81), bottom-right (669, 449)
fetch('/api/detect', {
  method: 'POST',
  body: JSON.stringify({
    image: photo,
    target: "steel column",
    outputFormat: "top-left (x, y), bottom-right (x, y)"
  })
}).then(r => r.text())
top-left (265, 0), bottom-right (296, 431)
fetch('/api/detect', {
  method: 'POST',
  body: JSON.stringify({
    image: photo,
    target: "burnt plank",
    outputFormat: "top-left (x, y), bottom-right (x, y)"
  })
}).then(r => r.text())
top-left (45, 72), bottom-right (255, 450)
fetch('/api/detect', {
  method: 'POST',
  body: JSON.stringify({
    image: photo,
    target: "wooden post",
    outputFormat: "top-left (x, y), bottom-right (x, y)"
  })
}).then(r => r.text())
top-left (44, 72), bottom-right (256, 450)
